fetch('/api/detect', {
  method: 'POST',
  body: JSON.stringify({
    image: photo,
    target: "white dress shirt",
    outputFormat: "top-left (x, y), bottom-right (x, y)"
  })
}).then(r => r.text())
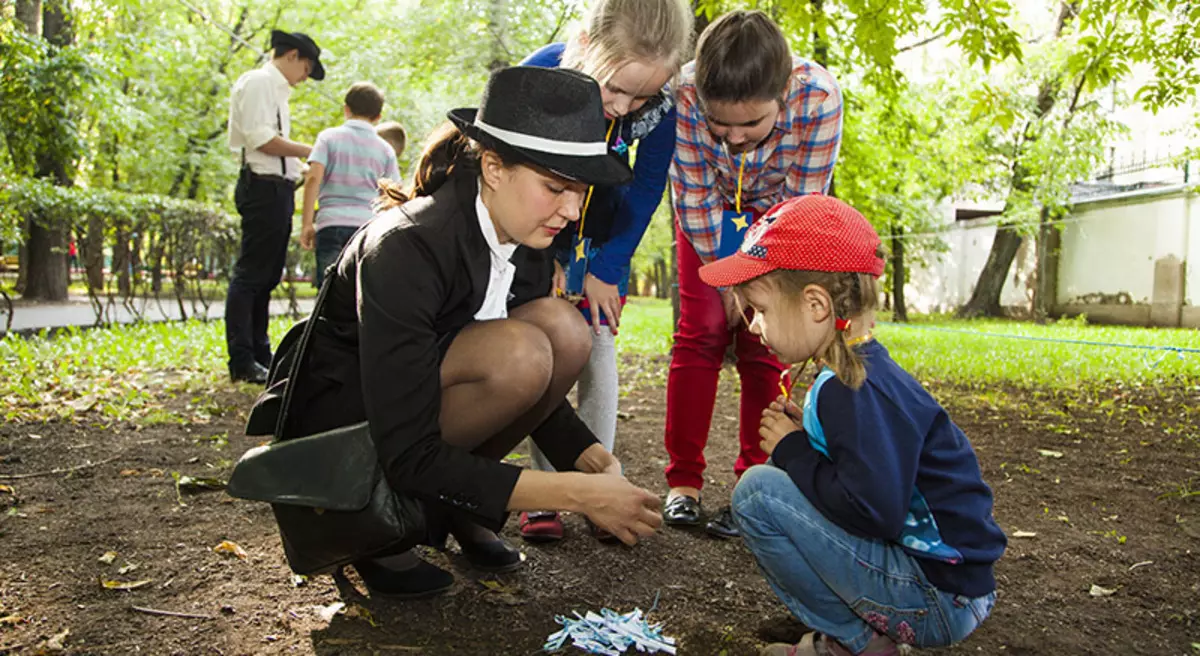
top-left (227, 61), bottom-right (302, 180)
top-left (473, 192), bottom-right (518, 321)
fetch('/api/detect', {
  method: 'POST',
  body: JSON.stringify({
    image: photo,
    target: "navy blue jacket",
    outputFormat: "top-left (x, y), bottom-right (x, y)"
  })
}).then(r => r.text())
top-left (773, 341), bottom-right (1007, 597)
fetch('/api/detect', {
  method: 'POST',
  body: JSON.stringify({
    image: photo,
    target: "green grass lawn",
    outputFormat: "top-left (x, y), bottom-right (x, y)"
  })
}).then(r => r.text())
top-left (615, 297), bottom-right (1200, 390)
top-left (3, 295), bottom-right (1197, 424)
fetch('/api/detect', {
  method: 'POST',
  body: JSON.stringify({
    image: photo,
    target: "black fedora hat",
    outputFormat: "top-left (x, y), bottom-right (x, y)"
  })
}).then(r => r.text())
top-left (270, 29), bottom-right (325, 81)
top-left (447, 67), bottom-right (631, 187)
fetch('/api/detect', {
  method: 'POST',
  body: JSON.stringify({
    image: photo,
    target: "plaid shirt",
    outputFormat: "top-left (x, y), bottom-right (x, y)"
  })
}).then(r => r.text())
top-left (670, 57), bottom-right (843, 263)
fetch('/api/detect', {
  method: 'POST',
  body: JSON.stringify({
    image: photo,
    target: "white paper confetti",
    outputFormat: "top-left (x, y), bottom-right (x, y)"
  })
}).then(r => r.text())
top-left (543, 608), bottom-right (675, 655)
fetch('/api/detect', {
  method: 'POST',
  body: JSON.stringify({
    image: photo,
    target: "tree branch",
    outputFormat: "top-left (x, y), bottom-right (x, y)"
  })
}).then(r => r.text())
top-left (544, 0), bottom-right (574, 45)
top-left (897, 31), bottom-right (946, 53)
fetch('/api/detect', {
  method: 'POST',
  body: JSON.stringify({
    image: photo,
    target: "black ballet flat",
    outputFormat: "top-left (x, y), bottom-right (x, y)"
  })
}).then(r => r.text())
top-left (458, 537), bottom-right (526, 573)
top-left (704, 505), bottom-right (741, 539)
top-left (352, 558), bottom-right (455, 599)
top-left (663, 494), bottom-right (703, 527)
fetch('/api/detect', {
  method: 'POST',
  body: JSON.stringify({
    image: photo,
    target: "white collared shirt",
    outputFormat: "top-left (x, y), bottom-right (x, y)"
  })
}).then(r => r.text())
top-left (473, 192), bottom-right (518, 321)
top-left (227, 61), bottom-right (302, 180)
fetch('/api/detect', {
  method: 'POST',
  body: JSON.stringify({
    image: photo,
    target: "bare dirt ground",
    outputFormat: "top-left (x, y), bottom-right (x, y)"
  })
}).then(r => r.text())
top-left (1, 354), bottom-right (1197, 655)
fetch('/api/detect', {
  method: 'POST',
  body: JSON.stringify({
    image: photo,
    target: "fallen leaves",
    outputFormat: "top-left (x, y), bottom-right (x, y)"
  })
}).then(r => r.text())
top-left (1012, 530), bottom-right (1038, 538)
top-left (100, 578), bottom-right (152, 591)
top-left (212, 540), bottom-right (247, 560)
top-left (314, 601), bottom-right (378, 626)
top-left (37, 627), bottom-right (70, 652)
top-left (175, 474), bottom-right (226, 493)
top-left (1037, 449), bottom-right (1064, 458)
top-left (1088, 583), bottom-right (1118, 598)
top-left (0, 485), bottom-right (14, 495)
top-left (0, 614), bottom-right (26, 626)
top-left (67, 395), bottom-right (97, 413)
top-left (98, 551), bottom-right (118, 565)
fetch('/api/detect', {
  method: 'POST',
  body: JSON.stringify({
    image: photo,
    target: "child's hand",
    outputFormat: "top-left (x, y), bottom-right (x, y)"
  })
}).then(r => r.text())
top-left (768, 394), bottom-right (802, 422)
top-left (759, 407), bottom-right (802, 456)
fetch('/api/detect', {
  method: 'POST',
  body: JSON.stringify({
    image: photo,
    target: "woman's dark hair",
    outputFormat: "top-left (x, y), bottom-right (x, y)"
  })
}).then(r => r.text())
top-left (695, 10), bottom-right (792, 103)
top-left (377, 122), bottom-right (519, 210)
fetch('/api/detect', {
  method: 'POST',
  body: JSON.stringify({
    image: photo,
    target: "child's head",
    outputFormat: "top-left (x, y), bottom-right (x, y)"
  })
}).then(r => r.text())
top-left (343, 82), bottom-right (385, 121)
top-left (561, 0), bottom-right (693, 119)
top-left (699, 195), bottom-right (884, 388)
top-left (376, 121), bottom-right (407, 158)
top-left (694, 10), bottom-right (791, 154)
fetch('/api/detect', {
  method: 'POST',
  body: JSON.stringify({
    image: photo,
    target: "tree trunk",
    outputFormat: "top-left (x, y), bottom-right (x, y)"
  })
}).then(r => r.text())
top-left (14, 0), bottom-right (41, 33)
top-left (13, 1), bottom-right (39, 296)
top-left (485, 0), bottom-right (509, 71)
top-left (21, 0), bottom-right (74, 302)
top-left (149, 235), bottom-right (165, 294)
top-left (1033, 206), bottom-right (1061, 323)
top-left (810, 0), bottom-right (836, 198)
top-left (891, 225), bottom-right (907, 322)
top-left (961, 226), bottom-right (1023, 318)
top-left (113, 225), bottom-right (131, 297)
top-left (83, 215), bottom-right (105, 290)
top-left (957, 1), bottom-right (1076, 318)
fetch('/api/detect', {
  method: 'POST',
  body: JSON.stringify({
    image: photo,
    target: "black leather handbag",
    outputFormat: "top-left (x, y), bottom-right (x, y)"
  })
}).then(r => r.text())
top-left (226, 268), bottom-right (426, 576)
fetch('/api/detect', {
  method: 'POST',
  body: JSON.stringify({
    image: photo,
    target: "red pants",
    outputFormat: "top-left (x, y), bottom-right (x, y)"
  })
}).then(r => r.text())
top-left (664, 221), bottom-right (786, 490)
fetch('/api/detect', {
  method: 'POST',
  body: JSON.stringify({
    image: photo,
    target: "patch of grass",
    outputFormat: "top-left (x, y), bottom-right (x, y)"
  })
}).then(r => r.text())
top-left (0, 316), bottom-right (294, 422)
top-left (876, 316), bottom-right (1200, 390)
top-left (616, 299), bottom-right (1200, 390)
top-left (616, 297), bottom-right (673, 356)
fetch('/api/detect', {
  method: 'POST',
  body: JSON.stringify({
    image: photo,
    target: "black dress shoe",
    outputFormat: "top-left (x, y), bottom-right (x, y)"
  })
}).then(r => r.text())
top-left (705, 505), bottom-right (741, 539)
top-left (458, 537), bottom-right (526, 572)
top-left (230, 361), bottom-right (269, 385)
top-left (353, 557), bottom-right (454, 599)
top-left (663, 494), bottom-right (703, 527)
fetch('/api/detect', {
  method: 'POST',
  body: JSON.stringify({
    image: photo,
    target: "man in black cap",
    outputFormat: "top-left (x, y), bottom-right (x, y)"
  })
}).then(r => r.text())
top-left (225, 30), bottom-right (325, 383)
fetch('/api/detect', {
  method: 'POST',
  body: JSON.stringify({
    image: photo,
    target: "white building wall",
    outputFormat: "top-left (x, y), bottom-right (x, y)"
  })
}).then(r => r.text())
top-left (903, 188), bottom-right (1198, 326)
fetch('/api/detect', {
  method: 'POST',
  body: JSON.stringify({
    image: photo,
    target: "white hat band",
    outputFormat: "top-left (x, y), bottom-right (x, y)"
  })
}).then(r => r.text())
top-left (473, 119), bottom-right (608, 157)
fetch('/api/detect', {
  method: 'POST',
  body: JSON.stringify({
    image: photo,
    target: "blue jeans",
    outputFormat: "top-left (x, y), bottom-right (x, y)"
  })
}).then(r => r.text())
top-left (314, 226), bottom-right (359, 289)
top-left (733, 465), bottom-right (996, 653)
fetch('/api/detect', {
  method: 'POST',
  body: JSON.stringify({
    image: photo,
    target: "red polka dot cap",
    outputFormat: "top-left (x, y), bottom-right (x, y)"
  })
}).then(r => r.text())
top-left (699, 193), bottom-right (885, 288)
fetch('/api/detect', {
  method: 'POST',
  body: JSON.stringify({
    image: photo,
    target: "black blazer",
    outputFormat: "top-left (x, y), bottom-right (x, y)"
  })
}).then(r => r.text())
top-left (284, 171), bottom-right (599, 531)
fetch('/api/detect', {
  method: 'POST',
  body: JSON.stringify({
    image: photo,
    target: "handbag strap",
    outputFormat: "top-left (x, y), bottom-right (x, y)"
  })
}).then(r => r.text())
top-left (272, 251), bottom-right (341, 441)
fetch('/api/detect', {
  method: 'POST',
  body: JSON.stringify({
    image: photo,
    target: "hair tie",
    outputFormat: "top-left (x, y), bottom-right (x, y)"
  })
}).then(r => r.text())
top-left (835, 317), bottom-right (851, 332)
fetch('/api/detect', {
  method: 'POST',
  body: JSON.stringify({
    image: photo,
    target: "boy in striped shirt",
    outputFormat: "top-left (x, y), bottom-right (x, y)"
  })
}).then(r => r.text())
top-left (300, 82), bottom-right (402, 287)
top-left (662, 10), bottom-right (844, 538)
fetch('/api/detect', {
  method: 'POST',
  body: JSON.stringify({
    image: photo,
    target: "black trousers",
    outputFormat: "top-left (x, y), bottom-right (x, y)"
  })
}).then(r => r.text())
top-left (226, 169), bottom-right (294, 372)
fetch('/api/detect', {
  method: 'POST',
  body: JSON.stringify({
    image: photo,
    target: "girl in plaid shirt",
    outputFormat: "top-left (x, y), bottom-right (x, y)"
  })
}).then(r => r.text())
top-left (662, 10), bottom-right (844, 537)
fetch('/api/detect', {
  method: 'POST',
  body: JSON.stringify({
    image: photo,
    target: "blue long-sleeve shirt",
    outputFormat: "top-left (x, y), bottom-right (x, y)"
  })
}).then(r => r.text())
top-left (772, 340), bottom-right (1007, 598)
top-left (521, 43), bottom-right (675, 289)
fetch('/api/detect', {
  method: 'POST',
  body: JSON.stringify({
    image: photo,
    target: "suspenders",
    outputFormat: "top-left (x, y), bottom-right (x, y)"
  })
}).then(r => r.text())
top-left (240, 107), bottom-right (289, 179)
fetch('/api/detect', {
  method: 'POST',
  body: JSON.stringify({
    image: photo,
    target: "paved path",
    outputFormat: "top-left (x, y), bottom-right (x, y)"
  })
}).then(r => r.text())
top-left (2, 294), bottom-right (315, 333)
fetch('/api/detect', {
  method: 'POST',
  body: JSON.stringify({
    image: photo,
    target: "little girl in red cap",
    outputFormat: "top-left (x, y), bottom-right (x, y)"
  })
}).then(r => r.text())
top-left (699, 194), bottom-right (1007, 656)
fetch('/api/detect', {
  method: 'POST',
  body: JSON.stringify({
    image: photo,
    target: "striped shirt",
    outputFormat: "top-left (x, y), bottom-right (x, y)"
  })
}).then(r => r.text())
top-left (671, 56), bottom-right (843, 263)
top-left (309, 119), bottom-right (401, 230)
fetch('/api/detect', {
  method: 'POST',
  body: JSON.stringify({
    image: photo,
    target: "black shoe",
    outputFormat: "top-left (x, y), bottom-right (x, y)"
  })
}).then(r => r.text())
top-left (230, 361), bottom-right (269, 385)
top-left (353, 557), bottom-right (454, 599)
top-left (663, 494), bottom-right (703, 527)
top-left (705, 505), bottom-right (740, 539)
top-left (458, 536), bottom-right (526, 572)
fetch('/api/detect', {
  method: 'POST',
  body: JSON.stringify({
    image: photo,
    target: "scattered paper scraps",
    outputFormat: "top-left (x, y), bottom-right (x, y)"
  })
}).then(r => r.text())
top-left (543, 608), bottom-right (675, 655)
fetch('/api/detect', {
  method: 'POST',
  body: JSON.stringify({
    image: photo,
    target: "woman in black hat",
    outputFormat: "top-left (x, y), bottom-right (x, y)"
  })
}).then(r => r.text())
top-left (274, 66), bottom-right (662, 598)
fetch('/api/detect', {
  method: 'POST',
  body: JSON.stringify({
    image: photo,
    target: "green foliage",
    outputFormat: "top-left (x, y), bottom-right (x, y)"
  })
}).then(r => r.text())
top-left (0, 25), bottom-right (98, 179)
top-left (0, 174), bottom-right (235, 247)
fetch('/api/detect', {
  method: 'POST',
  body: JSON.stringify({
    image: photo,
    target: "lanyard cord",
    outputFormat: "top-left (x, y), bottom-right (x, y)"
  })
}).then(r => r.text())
top-left (577, 120), bottom-right (618, 239)
top-left (735, 154), bottom-right (746, 214)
